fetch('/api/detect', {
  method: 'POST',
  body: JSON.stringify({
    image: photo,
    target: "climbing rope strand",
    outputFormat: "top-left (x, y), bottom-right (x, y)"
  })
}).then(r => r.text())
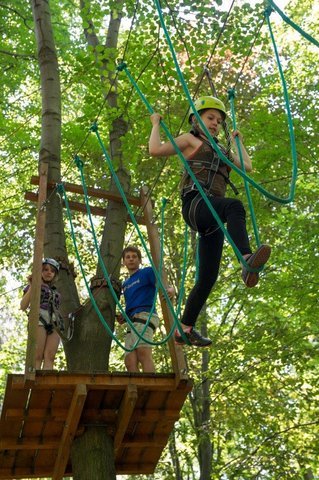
top-left (120, 0), bottom-right (140, 61)
top-left (57, 183), bottom-right (131, 351)
top-left (59, 181), bottom-right (178, 349)
top-left (228, 89), bottom-right (260, 247)
top-left (73, 153), bottom-right (188, 345)
top-left (232, 16), bottom-right (265, 90)
top-left (73, 159), bottom-right (178, 347)
top-left (151, 0), bottom-right (297, 203)
top-left (90, 124), bottom-right (190, 326)
top-left (267, 0), bottom-right (319, 48)
top-left (174, 224), bottom-right (188, 317)
top-left (265, 8), bottom-right (298, 196)
top-left (177, 0), bottom-right (236, 133)
top-left (193, 0), bottom-right (237, 100)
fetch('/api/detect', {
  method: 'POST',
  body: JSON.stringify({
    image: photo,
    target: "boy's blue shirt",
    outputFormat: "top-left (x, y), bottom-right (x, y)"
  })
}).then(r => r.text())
top-left (122, 267), bottom-right (156, 317)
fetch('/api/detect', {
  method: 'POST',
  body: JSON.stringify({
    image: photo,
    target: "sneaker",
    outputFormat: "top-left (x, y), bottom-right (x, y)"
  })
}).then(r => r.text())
top-left (174, 328), bottom-right (212, 347)
top-left (241, 244), bottom-right (271, 288)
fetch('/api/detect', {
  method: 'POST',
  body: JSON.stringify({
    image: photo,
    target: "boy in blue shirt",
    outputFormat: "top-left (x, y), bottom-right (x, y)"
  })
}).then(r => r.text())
top-left (119, 246), bottom-right (174, 373)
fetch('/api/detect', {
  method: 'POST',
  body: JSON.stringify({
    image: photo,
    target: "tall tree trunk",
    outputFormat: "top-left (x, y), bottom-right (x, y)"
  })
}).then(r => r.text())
top-left (67, 2), bottom-right (129, 479)
top-left (31, 0), bottom-right (80, 317)
top-left (188, 305), bottom-right (213, 480)
top-left (31, 1), bottom-right (127, 478)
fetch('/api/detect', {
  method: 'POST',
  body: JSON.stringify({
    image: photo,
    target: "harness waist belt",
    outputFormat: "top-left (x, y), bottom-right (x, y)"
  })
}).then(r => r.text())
top-left (128, 318), bottom-right (156, 332)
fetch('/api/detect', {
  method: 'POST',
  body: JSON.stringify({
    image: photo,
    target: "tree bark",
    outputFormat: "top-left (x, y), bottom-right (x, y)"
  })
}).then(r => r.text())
top-left (31, 1), bottom-right (128, 478)
top-left (31, 0), bottom-right (80, 317)
top-left (67, 2), bottom-right (129, 479)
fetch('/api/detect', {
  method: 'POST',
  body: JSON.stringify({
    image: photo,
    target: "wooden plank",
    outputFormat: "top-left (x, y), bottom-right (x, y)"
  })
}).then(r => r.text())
top-left (140, 186), bottom-right (189, 382)
top-left (52, 384), bottom-right (87, 480)
top-left (0, 438), bottom-right (59, 450)
top-left (0, 373), bottom-right (192, 478)
top-left (25, 162), bottom-right (49, 379)
top-left (114, 384), bottom-right (138, 452)
top-left (121, 434), bottom-right (168, 448)
top-left (25, 191), bottom-right (146, 224)
top-left (116, 463), bottom-right (154, 474)
top-left (9, 373), bottom-right (179, 390)
top-left (30, 175), bottom-right (142, 207)
top-left (0, 465), bottom-right (72, 480)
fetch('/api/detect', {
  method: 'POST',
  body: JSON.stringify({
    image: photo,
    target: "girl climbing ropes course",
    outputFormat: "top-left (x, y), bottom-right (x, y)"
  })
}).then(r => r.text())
top-left (149, 96), bottom-right (271, 348)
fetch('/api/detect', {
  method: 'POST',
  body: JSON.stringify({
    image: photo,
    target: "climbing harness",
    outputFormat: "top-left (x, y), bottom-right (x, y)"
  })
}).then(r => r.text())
top-left (180, 136), bottom-right (238, 199)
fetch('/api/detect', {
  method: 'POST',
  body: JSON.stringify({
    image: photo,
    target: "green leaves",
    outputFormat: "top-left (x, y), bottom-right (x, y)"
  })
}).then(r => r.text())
top-left (0, 0), bottom-right (319, 477)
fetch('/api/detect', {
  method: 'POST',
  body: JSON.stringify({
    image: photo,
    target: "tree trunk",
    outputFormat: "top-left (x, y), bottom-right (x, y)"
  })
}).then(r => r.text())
top-left (188, 305), bottom-right (213, 480)
top-left (66, 2), bottom-right (128, 479)
top-left (31, 0), bottom-right (80, 316)
top-left (199, 306), bottom-right (213, 480)
top-left (31, 1), bottom-right (128, 479)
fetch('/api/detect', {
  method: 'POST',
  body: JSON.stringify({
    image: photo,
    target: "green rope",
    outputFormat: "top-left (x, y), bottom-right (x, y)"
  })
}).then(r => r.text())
top-left (76, 159), bottom-right (183, 346)
top-left (265, 7), bottom-right (298, 195)
top-left (117, 63), bottom-right (261, 273)
top-left (267, 0), bottom-right (319, 49)
top-left (228, 88), bottom-right (261, 248)
top-left (57, 182), bottom-right (132, 352)
top-left (89, 123), bottom-right (188, 339)
top-left (174, 224), bottom-right (189, 318)
top-left (59, 179), bottom-right (179, 348)
top-left (151, 0), bottom-right (297, 205)
top-left (75, 155), bottom-right (163, 348)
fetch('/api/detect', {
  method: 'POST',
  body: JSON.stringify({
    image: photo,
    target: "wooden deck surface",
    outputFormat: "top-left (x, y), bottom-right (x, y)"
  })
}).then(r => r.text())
top-left (0, 372), bottom-right (192, 479)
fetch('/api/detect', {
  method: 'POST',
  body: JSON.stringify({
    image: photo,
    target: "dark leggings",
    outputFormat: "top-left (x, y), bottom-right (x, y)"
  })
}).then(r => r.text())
top-left (180, 192), bottom-right (252, 327)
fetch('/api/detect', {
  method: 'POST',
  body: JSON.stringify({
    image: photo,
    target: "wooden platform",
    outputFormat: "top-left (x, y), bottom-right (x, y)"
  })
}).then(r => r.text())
top-left (0, 372), bottom-right (192, 479)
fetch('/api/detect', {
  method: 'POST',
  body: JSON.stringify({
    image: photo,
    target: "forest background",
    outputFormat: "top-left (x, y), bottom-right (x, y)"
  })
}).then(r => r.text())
top-left (0, 0), bottom-right (318, 479)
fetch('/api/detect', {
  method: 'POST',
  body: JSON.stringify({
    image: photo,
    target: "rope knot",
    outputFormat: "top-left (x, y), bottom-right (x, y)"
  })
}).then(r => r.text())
top-left (56, 183), bottom-right (64, 195)
top-left (116, 61), bottom-right (127, 72)
top-left (90, 122), bottom-right (98, 133)
top-left (264, 6), bottom-right (274, 18)
top-left (161, 197), bottom-right (169, 208)
top-left (227, 88), bottom-right (236, 100)
top-left (74, 155), bottom-right (84, 169)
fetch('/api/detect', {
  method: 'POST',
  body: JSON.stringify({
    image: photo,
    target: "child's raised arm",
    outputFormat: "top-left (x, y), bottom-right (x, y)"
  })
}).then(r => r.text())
top-left (149, 113), bottom-right (195, 158)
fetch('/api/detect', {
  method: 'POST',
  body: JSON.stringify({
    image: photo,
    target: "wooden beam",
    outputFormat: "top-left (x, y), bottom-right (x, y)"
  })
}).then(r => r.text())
top-left (9, 372), bottom-right (191, 390)
top-left (115, 463), bottom-right (154, 474)
top-left (114, 384), bottom-right (138, 452)
top-left (24, 162), bottom-right (49, 380)
top-left (30, 175), bottom-right (142, 207)
top-left (0, 438), bottom-right (59, 450)
top-left (52, 383), bottom-right (87, 480)
top-left (121, 433), bottom-right (168, 448)
top-left (0, 467), bottom-right (72, 480)
top-left (140, 186), bottom-right (188, 383)
top-left (5, 408), bottom-right (68, 421)
top-left (25, 191), bottom-right (146, 224)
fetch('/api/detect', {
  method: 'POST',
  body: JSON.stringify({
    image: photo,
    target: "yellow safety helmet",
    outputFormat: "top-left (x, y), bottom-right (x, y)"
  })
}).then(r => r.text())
top-left (188, 96), bottom-right (227, 123)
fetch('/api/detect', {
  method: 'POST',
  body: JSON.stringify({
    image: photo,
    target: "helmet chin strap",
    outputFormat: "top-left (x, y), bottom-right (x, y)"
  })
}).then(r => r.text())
top-left (191, 118), bottom-right (210, 139)
top-left (190, 118), bottom-right (202, 137)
